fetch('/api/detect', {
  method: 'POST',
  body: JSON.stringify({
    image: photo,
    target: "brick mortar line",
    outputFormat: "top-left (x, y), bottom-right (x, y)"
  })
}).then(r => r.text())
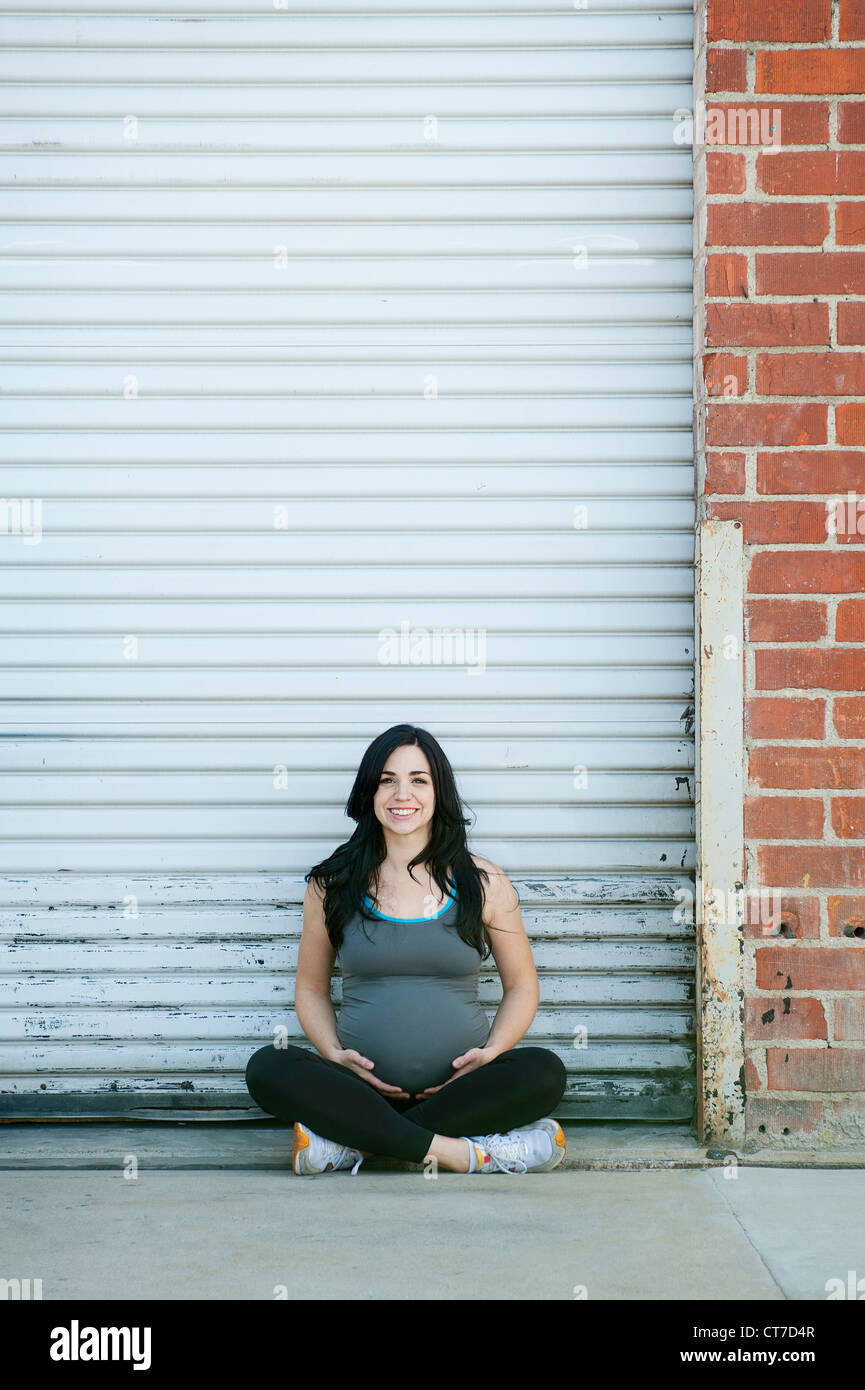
top-left (734, 530), bottom-right (865, 542)
top-left (831, 198), bottom-right (839, 252)
top-left (706, 199), bottom-right (865, 206)
top-left (744, 683), bottom-right (862, 691)
top-left (724, 550), bottom-right (865, 560)
top-left (707, 42), bottom-right (865, 51)
top-left (745, 889), bottom-right (865, 903)
top-left (712, 138), bottom-right (865, 144)
top-left (745, 139), bottom-right (757, 196)
top-left (729, 1034), bottom-right (831, 1059)
top-left (707, 143), bottom-right (862, 154)
top-left (743, 1056), bottom-right (864, 1063)
top-left (749, 790), bottom-right (856, 848)
top-left (708, 157), bottom-right (865, 165)
top-left (704, 338), bottom-right (857, 350)
top-left (828, 988), bottom-right (838, 1039)
top-left (745, 1024), bottom-right (862, 1031)
top-left (745, 800), bottom-right (865, 811)
top-left (708, 198), bottom-right (863, 208)
top-left (706, 88), bottom-right (864, 97)
top-left (712, 441), bottom-right (865, 446)
top-left (705, 293), bottom-right (865, 301)
top-left (700, 483), bottom-right (865, 489)
top-left (745, 788), bottom-right (862, 798)
top-left (751, 906), bottom-right (857, 943)
top-left (745, 1088), bottom-right (865, 1096)
top-left (710, 538), bottom-right (865, 546)
top-left (727, 532), bottom-right (864, 541)
top-left (702, 97), bottom-right (853, 102)
top-left (830, 91), bottom-right (840, 142)
top-left (739, 1045), bottom-right (862, 1056)
top-left (750, 795), bottom-right (865, 806)
top-left (745, 637), bottom-right (864, 644)
top-left (714, 492), bottom-right (865, 499)
top-left (709, 364), bottom-right (865, 369)
top-left (745, 1051), bottom-right (862, 1059)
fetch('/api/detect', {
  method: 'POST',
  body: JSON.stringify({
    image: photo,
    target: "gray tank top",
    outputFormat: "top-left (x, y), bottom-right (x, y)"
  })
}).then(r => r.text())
top-left (335, 888), bottom-right (491, 1094)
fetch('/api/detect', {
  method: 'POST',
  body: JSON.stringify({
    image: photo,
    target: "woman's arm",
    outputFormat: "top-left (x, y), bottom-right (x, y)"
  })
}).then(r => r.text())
top-left (472, 856), bottom-right (540, 1058)
top-left (293, 875), bottom-right (342, 1061)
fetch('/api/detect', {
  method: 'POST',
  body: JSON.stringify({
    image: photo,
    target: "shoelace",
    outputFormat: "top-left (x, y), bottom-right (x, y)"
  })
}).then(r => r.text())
top-left (476, 1132), bottom-right (529, 1174)
top-left (323, 1139), bottom-right (364, 1175)
top-left (304, 1126), bottom-right (365, 1176)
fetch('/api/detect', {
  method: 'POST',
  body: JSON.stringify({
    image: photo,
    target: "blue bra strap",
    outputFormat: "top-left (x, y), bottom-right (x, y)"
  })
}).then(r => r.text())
top-left (362, 885), bottom-right (458, 923)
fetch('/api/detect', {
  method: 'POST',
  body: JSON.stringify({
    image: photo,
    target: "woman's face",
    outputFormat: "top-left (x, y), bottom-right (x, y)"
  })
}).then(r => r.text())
top-left (372, 743), bottom-right (436, 842)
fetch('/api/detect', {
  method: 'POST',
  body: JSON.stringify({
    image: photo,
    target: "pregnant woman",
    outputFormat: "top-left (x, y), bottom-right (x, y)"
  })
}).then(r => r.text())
top-left (245, 723), bottom-right (568, 1176)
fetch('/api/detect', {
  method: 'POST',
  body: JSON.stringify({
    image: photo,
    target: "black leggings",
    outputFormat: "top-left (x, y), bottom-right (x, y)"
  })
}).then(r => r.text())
top-left (245, 1042), bottom-right (568, 1164)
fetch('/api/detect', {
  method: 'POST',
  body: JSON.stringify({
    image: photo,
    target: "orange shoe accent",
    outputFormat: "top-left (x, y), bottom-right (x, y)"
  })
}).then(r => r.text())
top-left (553, 1121), bottom-right (566, 1152)
top-left (292, 1121), bottom-right (310, 1173)
top-left (472, 1143), bottom-right (488, 1171)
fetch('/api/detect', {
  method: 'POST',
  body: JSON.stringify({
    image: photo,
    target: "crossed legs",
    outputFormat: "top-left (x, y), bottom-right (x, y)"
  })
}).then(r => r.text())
top-left (245, 1042), bottom-right (567, 1167)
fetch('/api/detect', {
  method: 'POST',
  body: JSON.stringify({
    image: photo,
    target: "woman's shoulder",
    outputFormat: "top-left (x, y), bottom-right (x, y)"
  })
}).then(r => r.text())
top-left (468, 855), bottom-right (515, 901)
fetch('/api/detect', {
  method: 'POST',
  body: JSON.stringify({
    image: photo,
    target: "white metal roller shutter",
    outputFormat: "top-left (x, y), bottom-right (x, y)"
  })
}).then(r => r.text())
top-left (0, 0), bottom-right (696, 1121)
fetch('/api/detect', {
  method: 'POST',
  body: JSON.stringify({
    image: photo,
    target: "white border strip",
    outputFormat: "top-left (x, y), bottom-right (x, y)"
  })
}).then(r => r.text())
top-left (695, 517), bottom-right (746, 1145)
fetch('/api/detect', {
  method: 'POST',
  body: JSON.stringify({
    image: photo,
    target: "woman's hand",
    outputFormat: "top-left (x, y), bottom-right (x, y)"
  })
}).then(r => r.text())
top-left (325, 1047), bottom-right (411, 1100)
top-left (412, 1046), bottom-right (497, 1100)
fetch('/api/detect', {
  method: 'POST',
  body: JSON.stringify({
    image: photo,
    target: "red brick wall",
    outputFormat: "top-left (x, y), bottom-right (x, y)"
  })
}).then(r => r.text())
top-left (695, 0), bottom-right (865, 1147)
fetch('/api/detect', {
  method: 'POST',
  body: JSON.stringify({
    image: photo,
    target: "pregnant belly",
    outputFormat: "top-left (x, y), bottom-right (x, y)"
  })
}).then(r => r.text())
top-left (336, 984), bottom-right (490, 1094)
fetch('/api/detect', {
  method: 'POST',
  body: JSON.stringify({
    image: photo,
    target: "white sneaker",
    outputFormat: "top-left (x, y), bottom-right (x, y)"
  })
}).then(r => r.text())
top-left (467, 1118), bottom-right (566, 1174)
top-left (292, 1121), bottom-right (365, 1176)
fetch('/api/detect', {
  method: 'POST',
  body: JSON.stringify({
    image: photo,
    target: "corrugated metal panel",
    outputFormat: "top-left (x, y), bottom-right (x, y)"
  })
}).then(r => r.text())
top-left (0, 0), bottom-right (696, 1120)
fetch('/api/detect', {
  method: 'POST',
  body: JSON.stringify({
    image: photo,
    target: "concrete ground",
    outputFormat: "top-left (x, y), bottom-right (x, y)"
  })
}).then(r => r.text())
top-left (2, 1122), bottom-right (864, 1300)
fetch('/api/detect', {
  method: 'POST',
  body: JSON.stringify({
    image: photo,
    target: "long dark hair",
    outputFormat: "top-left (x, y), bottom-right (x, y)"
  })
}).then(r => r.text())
top-left (305, 724), bottom-right (508, 959)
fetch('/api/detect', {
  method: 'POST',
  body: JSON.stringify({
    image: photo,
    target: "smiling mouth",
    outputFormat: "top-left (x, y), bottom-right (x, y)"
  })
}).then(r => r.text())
top-left (387, 807), bottom-right (419, 818)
